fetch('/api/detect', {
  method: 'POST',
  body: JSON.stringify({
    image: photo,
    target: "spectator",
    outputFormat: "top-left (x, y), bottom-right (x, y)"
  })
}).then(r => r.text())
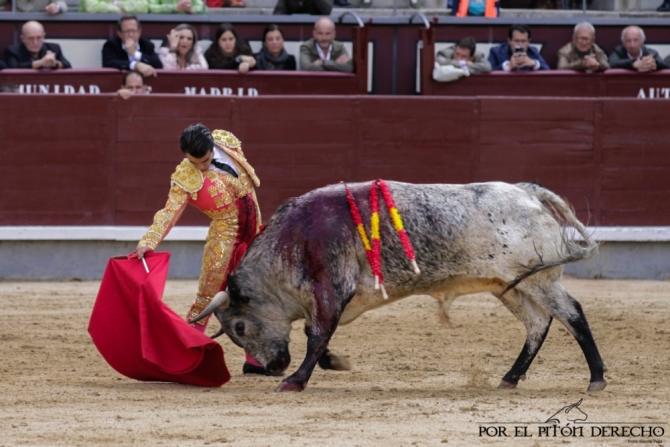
top-left (117, 71), bottom-right (148, 99)
top-left (609, 26), bottom-right (669, 72)
top-left (205, 23), bottom-right (256, 73)
top-left (15, 0), bottom-right (67, 13)
top-left (148, 0), bottom-right (205, 14)
top-left (1, 83), bottom-right (18, 92)
top-left (657, 0), bottom-right (670, 11)
top-left (488, 24), bottom-right (549, 71)
top-left (273, 0), bottom-right (332, 15)
top-left (452, 0), bottom-right (498, 17)
top-left (557, 22), bottom-right (608, 72)
top-left (4, 21), bottom-right (71, 69)
top-left (0, 61), bottom-right (6, 70)
top-left (254, 24), bottom-right (296, 71)
top-left (299, 17), bottom-right (353, 73)
top-left (158, 24), bottom-right (208, 70)
top-left (79, 0), bottom-right (149, 13)
top-left (102, 15), bottom-right (162, 78)
top-left (436, 37), bottom-right (492, 74)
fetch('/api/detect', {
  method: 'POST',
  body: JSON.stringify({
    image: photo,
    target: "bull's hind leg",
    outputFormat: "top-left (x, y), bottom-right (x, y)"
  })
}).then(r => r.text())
top-left (304, 325), bottom-right (351, 371)
top-left (545, 288), bottom-right (607, 391)
top-left (496, 289), bottom-right (553, 389)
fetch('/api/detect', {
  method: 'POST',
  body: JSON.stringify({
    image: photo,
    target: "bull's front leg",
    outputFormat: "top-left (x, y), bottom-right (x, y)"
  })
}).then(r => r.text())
top-left (277, 281), bottom-right (344, 392)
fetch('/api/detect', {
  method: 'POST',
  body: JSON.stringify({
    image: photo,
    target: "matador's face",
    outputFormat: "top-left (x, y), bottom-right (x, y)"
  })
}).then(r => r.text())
top-left (186, 149), bottom-right (213, 172)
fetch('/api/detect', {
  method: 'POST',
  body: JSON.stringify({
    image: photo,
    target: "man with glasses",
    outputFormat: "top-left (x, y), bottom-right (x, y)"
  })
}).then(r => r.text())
top-left (102, 15), bottom-right (162, 78)
top-left (4, 21), bottom-right (71, 69)
top-left (557, 22), bottom-right (609, 72)
top-left (488, 24), bottom-right (549, 72)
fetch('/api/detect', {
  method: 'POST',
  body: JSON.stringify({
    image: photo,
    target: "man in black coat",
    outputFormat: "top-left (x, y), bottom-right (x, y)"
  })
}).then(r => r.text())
top-left (4, 21), bottom-right (71, 69)
top-left (102, 15), bottom-right (162, 78)
top-left (609, 25), bottom-right (669, 72)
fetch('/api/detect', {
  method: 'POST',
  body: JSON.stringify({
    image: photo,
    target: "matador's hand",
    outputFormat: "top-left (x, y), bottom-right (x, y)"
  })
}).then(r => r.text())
top-left (136, 245), bottom-right (153, 259)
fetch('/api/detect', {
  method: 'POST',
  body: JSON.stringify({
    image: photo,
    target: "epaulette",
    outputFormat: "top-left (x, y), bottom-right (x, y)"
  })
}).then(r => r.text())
top-left (171, 159), bottom-right (203, 195)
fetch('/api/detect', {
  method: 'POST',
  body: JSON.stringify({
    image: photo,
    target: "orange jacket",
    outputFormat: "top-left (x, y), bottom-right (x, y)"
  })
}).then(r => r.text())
top-left (456, 0), bottom-right (497, 18)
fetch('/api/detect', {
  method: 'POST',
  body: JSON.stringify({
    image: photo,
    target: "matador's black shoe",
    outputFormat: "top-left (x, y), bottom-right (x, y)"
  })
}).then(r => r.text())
top-left (242, 362), bottom-right (284, 376)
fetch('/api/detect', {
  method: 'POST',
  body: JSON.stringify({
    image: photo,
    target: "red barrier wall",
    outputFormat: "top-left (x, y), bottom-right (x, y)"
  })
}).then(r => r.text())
top-left (1, 94), bottom-right (669, 227)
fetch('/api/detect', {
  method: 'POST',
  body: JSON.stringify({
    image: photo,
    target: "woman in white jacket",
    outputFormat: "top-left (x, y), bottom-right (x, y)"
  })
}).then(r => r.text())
top-left (158, 24), bottom-right (208, 70)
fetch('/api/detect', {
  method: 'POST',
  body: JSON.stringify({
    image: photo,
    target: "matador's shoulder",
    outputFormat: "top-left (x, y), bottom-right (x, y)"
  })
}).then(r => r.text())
top-left (211, 129), bottom-right (242, 154)
top-left (171, 159), bottom-right (203, 194)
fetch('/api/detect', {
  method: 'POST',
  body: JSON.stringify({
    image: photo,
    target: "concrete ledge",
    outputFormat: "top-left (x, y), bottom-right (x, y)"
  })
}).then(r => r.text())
top-left (1, 226), bottom-right (669, 280)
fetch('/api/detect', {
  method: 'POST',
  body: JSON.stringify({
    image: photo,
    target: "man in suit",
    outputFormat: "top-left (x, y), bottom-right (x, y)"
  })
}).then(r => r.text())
top-left (102, 15), bottom-right (162, 78)
top-left (4, 21), bottom-right (71, 69)
top-left (436, 36), bottom-right (492, 74)
top-left (299, 17), bottom-right (353, 73)
top-left (488, 24), bottom-right (549, 72)
top-left (609, 26), bottom-right (668, 72)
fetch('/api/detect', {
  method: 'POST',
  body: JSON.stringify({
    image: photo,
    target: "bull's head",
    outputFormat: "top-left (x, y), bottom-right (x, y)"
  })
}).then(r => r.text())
top-left (190, 273), bottom-right (292, 375)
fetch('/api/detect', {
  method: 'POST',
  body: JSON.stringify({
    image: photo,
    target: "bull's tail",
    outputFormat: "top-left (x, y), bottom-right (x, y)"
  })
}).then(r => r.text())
top-left (498, 183), bottom-right (598, 297)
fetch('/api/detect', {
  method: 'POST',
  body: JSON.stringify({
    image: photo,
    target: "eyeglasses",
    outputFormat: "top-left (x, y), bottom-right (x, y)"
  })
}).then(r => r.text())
top-left (120, 29), bottom-right (139, 35)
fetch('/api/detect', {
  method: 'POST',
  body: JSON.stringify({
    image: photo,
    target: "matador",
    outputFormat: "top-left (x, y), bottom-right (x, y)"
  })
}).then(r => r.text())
top-left (137, 123), bottom-right (268, 375)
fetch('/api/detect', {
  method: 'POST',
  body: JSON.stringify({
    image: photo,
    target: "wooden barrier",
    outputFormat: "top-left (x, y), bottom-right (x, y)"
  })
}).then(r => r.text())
top-left (1, 94), bottom-right (669, 227)
top-left (419, 27), bottom-right (670, 97)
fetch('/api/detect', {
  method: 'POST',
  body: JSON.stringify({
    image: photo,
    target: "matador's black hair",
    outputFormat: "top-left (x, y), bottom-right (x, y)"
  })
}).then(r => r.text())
top-left (180, 123), bottom-right (214, 158)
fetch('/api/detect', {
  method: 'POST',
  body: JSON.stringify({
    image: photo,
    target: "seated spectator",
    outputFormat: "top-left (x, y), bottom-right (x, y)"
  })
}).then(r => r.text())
top-left (557, 22), bottom-right (608, 72)
top-left (273, 0), bottom-right (332, 15)
top-left (254, 25), bottom-right (296, 71)
top-left (148, 0), bottom-right (205, 14)
top-left (300, 18), bottom-right (353, 73)
top-left (205, 23), bottom-right (256, 73)
top-left (158, 24), bottom-right (208, 70)
top-left (79, 0), bottom-right (149, 13)
top-left (117, 71), bottom-right (148, 99)
top-left (1, 83), bottom-right (18, 92)
top-left (4, 21), bottom-right (71, 69)
top-left (102, 15), bottom-right (162, 78)
top-left (488, 24), bottom-right (549, 71)
top-left (609, 26), bottom-right (669, 72)
top-left (16, 0), bottom-right (67, 13)
top-left (436, 37), bottom-right (492, 74)
top-left (452, 0), bottom-right (498, 17)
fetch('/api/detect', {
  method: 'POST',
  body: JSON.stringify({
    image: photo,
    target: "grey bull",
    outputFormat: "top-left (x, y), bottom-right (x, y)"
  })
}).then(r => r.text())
top-left (192, 181), bottom-right (607, 392)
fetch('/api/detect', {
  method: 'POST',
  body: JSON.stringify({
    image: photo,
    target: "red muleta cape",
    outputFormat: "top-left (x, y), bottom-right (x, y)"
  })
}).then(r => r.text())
top-left (88, 251), bottom-right (230, 387)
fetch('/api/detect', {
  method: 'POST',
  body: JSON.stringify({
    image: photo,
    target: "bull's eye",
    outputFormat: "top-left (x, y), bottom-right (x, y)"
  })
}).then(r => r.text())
top-left (235, 321), bottom-right (245, 337)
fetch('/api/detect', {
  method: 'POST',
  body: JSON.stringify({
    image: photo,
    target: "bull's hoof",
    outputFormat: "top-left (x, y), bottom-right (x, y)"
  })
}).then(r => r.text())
top-left (276, 380), bottom-right (305, 392)
top-left (318, 352), bottom-right (351, 371)
top-left (587, 380), bottom-right (607, 392)
top-left (497, 380), bottom-right (518, 390)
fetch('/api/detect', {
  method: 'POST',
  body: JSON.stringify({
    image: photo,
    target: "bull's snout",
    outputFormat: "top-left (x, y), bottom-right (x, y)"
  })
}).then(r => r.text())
top-left (265, 349), bottom-right (291, 374)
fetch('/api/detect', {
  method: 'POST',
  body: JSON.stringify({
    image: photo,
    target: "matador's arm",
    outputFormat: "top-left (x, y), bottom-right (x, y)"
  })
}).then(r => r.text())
top-left (138, 184), bottom-right (189, 250)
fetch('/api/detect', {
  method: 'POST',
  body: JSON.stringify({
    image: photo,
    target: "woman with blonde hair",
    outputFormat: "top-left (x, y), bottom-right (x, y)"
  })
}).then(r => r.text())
top-left (158, 23), bottom-right (208, 70)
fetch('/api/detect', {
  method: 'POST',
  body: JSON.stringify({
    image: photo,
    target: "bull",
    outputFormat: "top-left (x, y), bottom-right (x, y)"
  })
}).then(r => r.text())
top-left (192, 181), bottom-right (607, 392)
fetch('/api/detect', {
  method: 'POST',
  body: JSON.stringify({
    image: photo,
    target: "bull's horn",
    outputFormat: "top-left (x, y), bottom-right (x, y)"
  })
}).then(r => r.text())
top-left (188, 291), bottom-right (230, 324)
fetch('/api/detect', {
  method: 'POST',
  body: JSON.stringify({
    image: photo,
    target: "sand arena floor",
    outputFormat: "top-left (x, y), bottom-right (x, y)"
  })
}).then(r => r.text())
top-left (0, 277), bottom-right (668, 446)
